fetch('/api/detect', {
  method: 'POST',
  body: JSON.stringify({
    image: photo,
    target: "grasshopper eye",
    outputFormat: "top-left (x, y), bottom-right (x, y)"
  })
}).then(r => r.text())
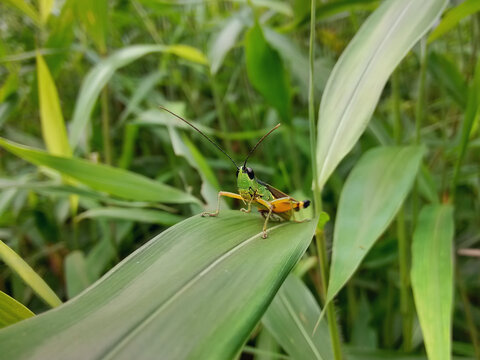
top-left (246, 167), bottom-right (255, 179)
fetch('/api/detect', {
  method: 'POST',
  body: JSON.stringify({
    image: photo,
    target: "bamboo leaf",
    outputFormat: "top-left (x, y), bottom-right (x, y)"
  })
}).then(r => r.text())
top-left (38, 0), bottom-right (54, 24)
top-left (69, 45), bottom-right (207, 149)
top-left (0, 138), bottom-right (199, 205)
top-left (0, 290), bottom-right (35, 329)
top-left (428, 0), bottom-right (480, 43)
top-left (315, 0), bottom-right (447, 189)
top-left (2, 0), bottom-right (41, 26)
top-left (0, 240), bottom-right (62, 308)
top-left (411, 205), bottom-right (454, 360)
top-left (36, 52), bottom-right (72, 157)
top-left (326, 146), bottom-right (424, 304)
top-left (0, 211), bottom-right (316, 359)
top-left (262, 275), bottom-right (333, 360)
top-left (75, 207), bottom-right (183, 226)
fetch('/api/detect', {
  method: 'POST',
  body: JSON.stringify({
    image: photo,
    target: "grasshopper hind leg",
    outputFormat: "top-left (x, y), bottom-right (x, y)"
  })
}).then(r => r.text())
top-left (202, 191), bottom-right (245, 217)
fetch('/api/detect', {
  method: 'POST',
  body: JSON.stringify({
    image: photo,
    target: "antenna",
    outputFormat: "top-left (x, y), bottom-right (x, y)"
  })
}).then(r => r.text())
top-left (159, 106), bottom-right (239, 169)
top-left (243, 123), bottom-right (281, 168)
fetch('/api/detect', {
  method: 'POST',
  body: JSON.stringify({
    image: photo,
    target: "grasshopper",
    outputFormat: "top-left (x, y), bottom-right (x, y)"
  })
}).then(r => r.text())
top-left (161, 107), bottom-right (311, 238)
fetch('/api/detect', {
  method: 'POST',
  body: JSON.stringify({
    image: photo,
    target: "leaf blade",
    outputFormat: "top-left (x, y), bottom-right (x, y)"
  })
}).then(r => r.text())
top-left (0, 290), bottom-right (35, 329)
top-left (411, 205), bottom-right (454, 360)
top-left (0, 240), bottom-right (62, 308)
top-left (0, 138), bottom-right (199, 205)
top-left (0, 211), bottom-right (317, 359)
top-left (326, 146), bottom-right (424, 304)
top-left (316, 0), bottom-right (447, 189)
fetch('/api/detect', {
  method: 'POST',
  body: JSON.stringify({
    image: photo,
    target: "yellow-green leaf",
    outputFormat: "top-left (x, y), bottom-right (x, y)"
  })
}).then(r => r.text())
top-left (166, 45), bottom-right (208, 65)
top-left (0, 290), bottom-right (35, 329)
top-left (38, 0), bottom-right (54, 24)
top-left (411, 205), bottom-right (454, 360)
top-left (36, 52), bottom-right (72, 157)
top-left (0, 240), bottom-right (62, 308)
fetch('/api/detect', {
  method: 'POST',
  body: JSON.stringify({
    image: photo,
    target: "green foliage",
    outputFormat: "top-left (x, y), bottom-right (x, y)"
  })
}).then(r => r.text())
top-left (0, 0), bottom-right (479, 359)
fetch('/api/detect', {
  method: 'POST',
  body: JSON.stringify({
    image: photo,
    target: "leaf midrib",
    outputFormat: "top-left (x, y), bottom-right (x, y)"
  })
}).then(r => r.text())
top-left (100, 222), bottom-right (290, 359)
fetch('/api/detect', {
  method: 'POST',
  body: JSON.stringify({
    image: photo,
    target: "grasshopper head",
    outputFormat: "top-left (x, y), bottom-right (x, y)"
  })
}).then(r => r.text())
top-left (236, 166), bottom-right (256, 190)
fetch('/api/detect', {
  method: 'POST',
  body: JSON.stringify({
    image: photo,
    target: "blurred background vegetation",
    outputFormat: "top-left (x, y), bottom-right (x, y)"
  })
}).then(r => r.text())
top-left (0, 0), bottom-right (479, 358)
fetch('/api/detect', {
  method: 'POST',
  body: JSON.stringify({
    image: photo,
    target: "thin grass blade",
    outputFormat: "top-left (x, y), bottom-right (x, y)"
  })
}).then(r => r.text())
top-left (0, 290), bottom-right (35, 329)
top-left (0, 240), bottom-right (62, 308)
top-left (0, 138), bottom-right (199, 204)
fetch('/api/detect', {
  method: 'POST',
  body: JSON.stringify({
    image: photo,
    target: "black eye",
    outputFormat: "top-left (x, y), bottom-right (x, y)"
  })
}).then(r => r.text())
top-left (246, 167), bottom-right (255, 179)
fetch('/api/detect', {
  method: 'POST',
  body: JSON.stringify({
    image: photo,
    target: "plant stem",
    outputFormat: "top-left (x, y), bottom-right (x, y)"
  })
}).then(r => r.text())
top-left (101, 85), bottom-right (112, 165)
top-left (457, 270), bottom-right (480, 359)
top-left (392, 67), bottom-right (413, 351)
top-left (309, 1), bottom-right (343, 359)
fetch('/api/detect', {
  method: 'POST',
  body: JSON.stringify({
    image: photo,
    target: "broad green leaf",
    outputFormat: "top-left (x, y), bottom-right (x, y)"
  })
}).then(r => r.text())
top-left (262, 275), bottom-right (333, 360)
top-left (326, 146), bottom-right (424, 304)
top-left (411, 205), bottom-right (454, 360)
top-left (316, 0), bottom-right (447, 189)
top-left (65, 251), bottom-right (91, 299)
top-left (2, 0), bottom-right (41, 26)
top-left (75, 207), bottom-right (183, 226)
top-left (69, 45), bottom-right (207, 149)
top-left (0, 211), bottom-right (316, 359)
top-left (36, 52), bottom-right (72, 157)
top-left (245, 22), bottom-right (291, 122)
top-left (75, 0), bottom-right (108, 52)
top-left (0, 290), bottom-right (35, 329)
top-left (209, 13), bottom-right (245, 74)
top-left (428, 52), bottom-right (467, 108)
top-left (0, 138), bottom-right (199, 204)
top-left (38, 0), bottom-right (54, 24)
top-left (428, 0), bottom-right (480, 43)
top-left (0, 240), bottom-right (62, 308)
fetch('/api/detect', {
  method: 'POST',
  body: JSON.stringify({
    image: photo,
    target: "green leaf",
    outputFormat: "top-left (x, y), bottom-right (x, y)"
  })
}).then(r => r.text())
top-left (0, 290), bottom-right (35, 329)
top-left (428, 52), bottom-right (467, 108)
top-left (245, 22), bottom-right (291, 122)
top-left (262, 275), bottom-right (333, 360)
top-left (36, 52), bottom-right (72, 157)
top-left (65, 251), bottom-right (91, 299)
top-left (69, 45), bottom-right (206, 149)
top-left (0, 138), bottom-right (199, 204)
top-left (428, 0), bottom-right (480, 43)
top-left (315, 0), bottom-right (447, 189)
top-left (0, 240), bottom-right (62, 308)
top-left (411, 205), bottom-right (454, 360)
top-left (209, 14), bottom-right (245, 75)
top-left (75, 207), bottom-right (183, 226)
top-left (326, 146), bottom-right (424, 304)
top-left (0, 211), bottom-right (316, 359)
top-left (167, 44), bottom-right (208, 65)
top-left (2, 0), bottom-right (41, 26)
top-left (38, 0), bottom-right (54, 24)
top-left (75, 0), bottom-right (108, 52)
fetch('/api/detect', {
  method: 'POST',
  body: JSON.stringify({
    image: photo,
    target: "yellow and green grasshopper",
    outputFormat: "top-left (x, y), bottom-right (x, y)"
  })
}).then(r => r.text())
top-left (161, 107), bottom-right (311, 238)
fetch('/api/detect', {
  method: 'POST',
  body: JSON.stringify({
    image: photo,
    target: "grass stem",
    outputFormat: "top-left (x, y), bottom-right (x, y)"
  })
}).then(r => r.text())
top-left (309, 1), bottom-right (343, 358)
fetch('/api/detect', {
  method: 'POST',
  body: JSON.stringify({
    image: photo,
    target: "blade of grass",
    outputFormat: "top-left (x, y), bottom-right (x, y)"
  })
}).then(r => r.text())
top-left (0, 290), bottom-right (35, 329)
top-left (0, 240), bottom-right (62, 308)
top-left (0, 138), bottom-right (199, 204)
top-left (75, 207), bottom-right (183, 225)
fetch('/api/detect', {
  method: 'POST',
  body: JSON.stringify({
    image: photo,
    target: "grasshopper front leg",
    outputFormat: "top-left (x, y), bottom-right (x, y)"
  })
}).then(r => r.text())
top-left (202, 191), bottom-right (245, 217)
